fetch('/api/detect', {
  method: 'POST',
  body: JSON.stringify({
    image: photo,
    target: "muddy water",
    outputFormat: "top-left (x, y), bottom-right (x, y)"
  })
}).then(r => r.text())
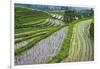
top-left (15, 27), bottom-right (68, 65)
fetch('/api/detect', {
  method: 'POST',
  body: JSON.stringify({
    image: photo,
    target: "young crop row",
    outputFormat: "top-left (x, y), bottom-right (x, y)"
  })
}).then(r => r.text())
top-left (15, 25), bottom-right (65, 56)
top-left (15, 26), bottom-right (67, 65)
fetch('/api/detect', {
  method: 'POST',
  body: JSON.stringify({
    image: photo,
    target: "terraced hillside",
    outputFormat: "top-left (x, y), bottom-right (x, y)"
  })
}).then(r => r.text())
top-left (61, 19), bottom-right (94, 62)
top-left (14, 6), bottom-right (94, 65)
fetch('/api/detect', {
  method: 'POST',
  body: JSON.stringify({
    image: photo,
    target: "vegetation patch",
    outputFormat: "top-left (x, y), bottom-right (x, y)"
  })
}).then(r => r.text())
top-left (48, 18), bottom-right (91, 63)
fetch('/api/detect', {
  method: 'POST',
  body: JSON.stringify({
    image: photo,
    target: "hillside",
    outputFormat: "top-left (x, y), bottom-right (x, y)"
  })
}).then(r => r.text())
top-left (14, 5), bottom-right (94, 65)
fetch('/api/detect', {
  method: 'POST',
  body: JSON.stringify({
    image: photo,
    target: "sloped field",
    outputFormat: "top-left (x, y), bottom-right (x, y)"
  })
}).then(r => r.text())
top-left (14, 6), bottom-right (94, 65)
top-left (62, 19), bottom-right (94, 62)
top-left (15, 6), bottom-right (67, 65)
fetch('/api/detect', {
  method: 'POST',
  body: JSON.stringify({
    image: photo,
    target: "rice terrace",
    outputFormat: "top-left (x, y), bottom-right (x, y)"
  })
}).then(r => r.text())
top-left (14, 3), bottom-right (94, 65)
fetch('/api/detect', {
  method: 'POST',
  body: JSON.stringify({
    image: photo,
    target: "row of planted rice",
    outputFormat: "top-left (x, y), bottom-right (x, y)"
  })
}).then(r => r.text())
top-left (61, 19), bottom-right (94, 62)
top-left (15, 27), bottom-right (68, 65)
top-left (15, 6), bottom-right (67, 65)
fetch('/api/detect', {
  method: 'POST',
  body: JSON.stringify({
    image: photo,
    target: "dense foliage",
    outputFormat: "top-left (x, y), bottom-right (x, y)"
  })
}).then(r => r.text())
top-left (63, 8), bottom-right (94, 23)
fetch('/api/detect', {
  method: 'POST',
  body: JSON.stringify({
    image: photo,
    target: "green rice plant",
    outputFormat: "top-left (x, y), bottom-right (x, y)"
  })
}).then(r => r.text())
top-left (15, 31), bottom-right (48, 43)
top-left (15, 26), bottom-right (57, 34)
top-left (15, 26), bottom-right (65, 56)
top-left (21, 19), bottom-right (46, 25)
top-left (48, 24), bottom-right (74, 63)
top-left (15, 27), bottom-right (57, 39)
top-left (48, 18), bottom-right (91, 63)
top-left (15, 6), bottom-right (50, 29)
